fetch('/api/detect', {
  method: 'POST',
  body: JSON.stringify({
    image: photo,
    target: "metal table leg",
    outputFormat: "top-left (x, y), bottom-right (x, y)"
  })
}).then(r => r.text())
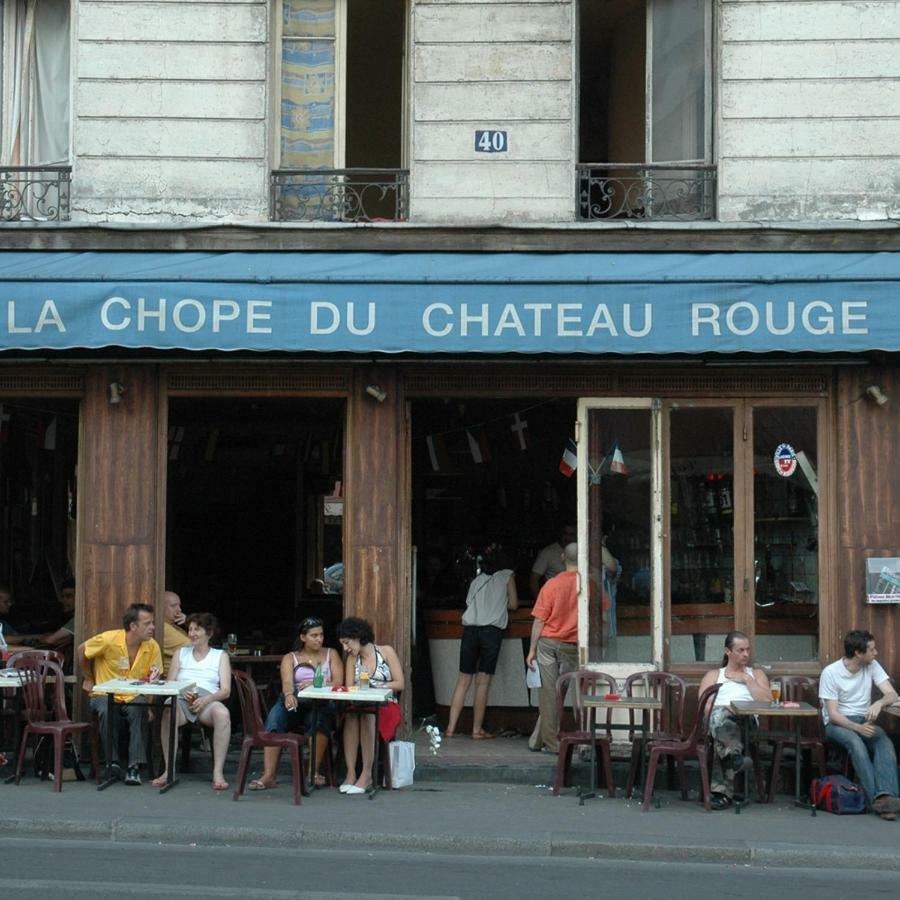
top-left (97, 693), bottom-right (117, 791)
top-left (158, 695), bottom-right (179, 794)
top-left (368, 704), bottom-right (382, 800)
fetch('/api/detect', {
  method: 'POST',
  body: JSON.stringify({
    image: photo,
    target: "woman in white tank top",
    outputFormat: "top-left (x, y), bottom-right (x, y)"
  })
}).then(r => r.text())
top-left (155, 612), bottom-right (232, 791)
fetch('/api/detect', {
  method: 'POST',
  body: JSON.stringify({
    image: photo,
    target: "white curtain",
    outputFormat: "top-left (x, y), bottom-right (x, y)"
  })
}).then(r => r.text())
top-left (2, 0), bottom-right (69, 166)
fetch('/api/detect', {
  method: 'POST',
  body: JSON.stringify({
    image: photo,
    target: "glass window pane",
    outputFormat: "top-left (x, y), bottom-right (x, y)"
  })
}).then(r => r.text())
top-left (283, 0), bottom-right (336, 37)
top-left (651, 0), bottom-right (706, 162)
top-left (281, 39), bottom-right (336, 168)
top-left (753, 407), bottom-right (818, 662)
top-left (669, 408), bottom-right (735, 663)
top-left (587, 409), bottom-right (652, 664)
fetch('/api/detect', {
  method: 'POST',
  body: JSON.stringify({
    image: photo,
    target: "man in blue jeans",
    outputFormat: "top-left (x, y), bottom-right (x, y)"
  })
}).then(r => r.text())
top-left (819, 629), bottom-right (899, 820)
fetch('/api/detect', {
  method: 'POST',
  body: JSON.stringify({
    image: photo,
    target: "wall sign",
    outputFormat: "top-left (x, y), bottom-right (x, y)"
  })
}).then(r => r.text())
top-left (773, 443), bottom-right (798, 477)
top-left (475, 130), bottom-right (508, 153)
top-left (866, 557), bottom-right (900, 604)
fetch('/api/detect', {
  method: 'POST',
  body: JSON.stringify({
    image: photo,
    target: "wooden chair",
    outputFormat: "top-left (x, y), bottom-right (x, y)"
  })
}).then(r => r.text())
top-left (552, 670), bottom-right (617, 797)
top-left (763, 675), bottom-right (827, 802)
top-left (12, 656), bottom-right (100, 792)
top-left (623, 671), bottom-right (686, 799)
top-left (232, 669), bottom-right (307, 805)
top-left (642, 682), bottom-right (720, 811)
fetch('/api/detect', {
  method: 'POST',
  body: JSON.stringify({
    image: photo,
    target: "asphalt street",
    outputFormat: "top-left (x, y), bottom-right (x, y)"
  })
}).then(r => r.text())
top-left (1, 839), bottom-right (898, 900)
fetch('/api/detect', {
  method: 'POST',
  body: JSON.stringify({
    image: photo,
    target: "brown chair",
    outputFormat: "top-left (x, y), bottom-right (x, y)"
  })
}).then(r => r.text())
top-left (12, 656), bottom-right (100, 791)
top-left (552, 670), bottom-right (617, 797)
top-left (232, 669), bottom-right (307, 805)
top-left (642, 682), bottom-right (720, 811)
top-left (623, 671), bottom-right (686, 799)
top-left (763, 675), bottom-right (827, 802)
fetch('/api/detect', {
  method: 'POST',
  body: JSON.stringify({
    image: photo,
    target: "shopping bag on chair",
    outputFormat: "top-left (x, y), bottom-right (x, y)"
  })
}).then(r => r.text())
top-left (388, 740), bottom-right (415, 789)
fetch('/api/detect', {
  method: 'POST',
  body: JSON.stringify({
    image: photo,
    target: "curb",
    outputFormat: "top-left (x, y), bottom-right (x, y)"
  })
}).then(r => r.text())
top-left (2, 817), bottom-right (898, 870)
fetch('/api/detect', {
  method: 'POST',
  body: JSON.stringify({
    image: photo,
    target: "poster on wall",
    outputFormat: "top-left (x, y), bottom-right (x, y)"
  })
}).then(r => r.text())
top-left (865, 557), bottom-right (900, 604)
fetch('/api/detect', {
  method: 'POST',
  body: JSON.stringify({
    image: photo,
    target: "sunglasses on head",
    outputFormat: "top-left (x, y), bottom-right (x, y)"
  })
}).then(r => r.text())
top-left (300, 617), bottom-right (324, 631)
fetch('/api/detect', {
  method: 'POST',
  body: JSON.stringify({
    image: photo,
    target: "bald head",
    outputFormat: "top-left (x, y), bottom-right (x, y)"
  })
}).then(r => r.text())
top-left (163, 591), bottom-right (183, 624)
top-left (563, 542), bottom-right (578, 567)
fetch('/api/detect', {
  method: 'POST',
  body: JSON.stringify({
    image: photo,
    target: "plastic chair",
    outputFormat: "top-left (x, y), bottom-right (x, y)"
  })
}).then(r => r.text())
top-left (12, 656), bottom-right (100, 792)
top-left (5, 648), bottom-right (66, 668)
top-left (764, 675), bottom-right (827, 802)
top-left (232, 669), bottom-right (307, 805)
top-left (642, 682), bottom-right (721, 811)
top-left (552, 670), bottom-right (617, 797)
top-left (623, 671), bottom-right (686, 799)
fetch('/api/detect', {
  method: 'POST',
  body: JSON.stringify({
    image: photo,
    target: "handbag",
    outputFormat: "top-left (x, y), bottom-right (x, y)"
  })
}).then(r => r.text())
top-left (810, 775), bottom-right (867, 814)
top-left (387, 739), bottom-right (415, 789)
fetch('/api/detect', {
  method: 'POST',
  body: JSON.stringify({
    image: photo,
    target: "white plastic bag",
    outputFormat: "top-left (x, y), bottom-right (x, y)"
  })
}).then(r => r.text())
top-left (388, 740), bottom-right (415, 789)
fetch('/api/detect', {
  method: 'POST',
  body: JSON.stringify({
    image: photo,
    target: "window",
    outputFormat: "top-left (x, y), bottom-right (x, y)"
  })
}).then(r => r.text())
top-left (0, 0), bottom-right (71, 220)
top-left (577, 0), bottom-right (714, 220)
top-left (272, 0), bottom-right (407, 222)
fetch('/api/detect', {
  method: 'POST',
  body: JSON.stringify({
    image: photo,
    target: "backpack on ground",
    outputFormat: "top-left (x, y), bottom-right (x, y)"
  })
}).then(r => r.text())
top-left (810, 774), bottom-right (867, 814)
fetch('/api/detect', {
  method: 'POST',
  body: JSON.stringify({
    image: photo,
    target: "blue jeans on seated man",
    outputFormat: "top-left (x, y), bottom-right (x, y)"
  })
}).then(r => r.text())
top-left (824, 716), bottom-right (899, 805)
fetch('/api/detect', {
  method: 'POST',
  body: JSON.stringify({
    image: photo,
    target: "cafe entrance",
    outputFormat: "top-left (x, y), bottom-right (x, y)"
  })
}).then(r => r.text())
top-left (577, 397), bottom-right (827, 679)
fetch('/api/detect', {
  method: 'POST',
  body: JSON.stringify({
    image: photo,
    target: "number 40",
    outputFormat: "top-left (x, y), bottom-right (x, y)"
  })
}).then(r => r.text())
top-left (475, 130), bottom-right (508, 153)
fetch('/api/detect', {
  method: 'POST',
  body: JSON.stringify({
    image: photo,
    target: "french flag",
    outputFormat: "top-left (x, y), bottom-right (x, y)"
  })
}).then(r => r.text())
top-left (559, 438), bottom-right (577, 477)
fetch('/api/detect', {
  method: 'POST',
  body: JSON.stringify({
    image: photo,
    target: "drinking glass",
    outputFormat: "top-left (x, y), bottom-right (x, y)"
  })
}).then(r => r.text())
top-left (226, 633), bottom-right (238, 654)
top-left (770, 680), bottom-right (782, 706)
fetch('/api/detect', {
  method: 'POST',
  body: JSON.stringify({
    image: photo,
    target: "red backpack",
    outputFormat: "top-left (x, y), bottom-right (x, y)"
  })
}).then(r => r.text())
top-left (810, 775), bottom-right (867, 814)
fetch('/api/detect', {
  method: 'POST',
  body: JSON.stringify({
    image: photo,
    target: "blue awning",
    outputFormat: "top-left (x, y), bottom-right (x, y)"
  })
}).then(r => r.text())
top-left (0, 250), bottom-right (897, 354)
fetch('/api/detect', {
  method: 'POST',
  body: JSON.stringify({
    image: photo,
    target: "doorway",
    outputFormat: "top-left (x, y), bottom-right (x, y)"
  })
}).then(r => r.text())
top-left (165, 397), bottom-right (345, 649)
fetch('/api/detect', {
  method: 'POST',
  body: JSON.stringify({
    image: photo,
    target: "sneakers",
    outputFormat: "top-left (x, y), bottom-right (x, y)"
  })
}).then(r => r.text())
top-left (124, 765), bottom-right (142, 786)
top-left (872, 795), bottom-right (900, 819)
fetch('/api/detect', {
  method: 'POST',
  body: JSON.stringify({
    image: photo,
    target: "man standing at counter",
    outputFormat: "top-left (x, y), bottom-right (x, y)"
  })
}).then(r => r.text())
top-left (526, 542), bottom-right (579, 754)
top-left (529, 524), bottom-right (576, 601)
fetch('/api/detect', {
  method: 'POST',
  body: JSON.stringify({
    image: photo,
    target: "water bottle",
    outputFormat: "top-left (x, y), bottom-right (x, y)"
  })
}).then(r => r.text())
top-left (313, 663), bottom-right (324, 688)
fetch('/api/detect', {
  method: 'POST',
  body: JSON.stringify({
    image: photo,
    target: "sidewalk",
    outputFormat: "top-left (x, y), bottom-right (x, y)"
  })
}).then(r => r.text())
top-left (2, 734), bottom-right (898, 870)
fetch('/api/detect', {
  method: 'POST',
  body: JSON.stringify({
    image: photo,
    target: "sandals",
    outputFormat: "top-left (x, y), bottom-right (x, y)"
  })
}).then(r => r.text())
top-left (709, 793), bottom-right (733, 811)
top-left (472, 731), bottom-right (496, 740)
top-left (212, 780), bottom-right (229, 791)
top-left (248, 778), bottom-right (276, 791)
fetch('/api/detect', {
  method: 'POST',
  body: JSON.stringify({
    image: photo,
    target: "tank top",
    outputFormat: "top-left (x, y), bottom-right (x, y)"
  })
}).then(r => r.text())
top-left (176, 646), bottom-right (222, 694)
top-left (354, 645), bottom-right (392, 687)
top-left (292, 650), bottom-right (332, 686)
top-left (462, 569), bottom-right (513, 629)
top-left (714, 666), bottom-right (757, 707)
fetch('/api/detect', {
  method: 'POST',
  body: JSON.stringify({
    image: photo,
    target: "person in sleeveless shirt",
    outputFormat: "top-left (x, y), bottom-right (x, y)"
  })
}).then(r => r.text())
top-left (445, 545), bottom-right (518, 739)
top-left (698, 631), bottom-right (771, 809)
top-left (337, 617), bottom-right (405, 795)
top-left (154, 612), bottom-right (232, 791)
top-left (249, 617), bottom-right (343, 791)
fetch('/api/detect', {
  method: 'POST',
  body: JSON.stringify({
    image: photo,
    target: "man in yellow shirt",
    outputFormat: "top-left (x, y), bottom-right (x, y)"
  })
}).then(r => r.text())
top-left (79, 603), bottom-right (162, 786)
top-left (162, 590), bottom-right (190, 674)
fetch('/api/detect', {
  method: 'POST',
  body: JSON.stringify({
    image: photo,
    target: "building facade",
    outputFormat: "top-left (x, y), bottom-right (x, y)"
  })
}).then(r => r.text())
top-left (1, 1), bottom-right (898, 717)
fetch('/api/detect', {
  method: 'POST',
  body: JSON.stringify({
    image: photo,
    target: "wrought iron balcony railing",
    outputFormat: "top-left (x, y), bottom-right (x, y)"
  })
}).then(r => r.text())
top-left (576, 162), bottom-right (716, 221)
top-left (271, 168), bottom-right (409, 223)
top-left (0, 166), bottom-right (71, 222)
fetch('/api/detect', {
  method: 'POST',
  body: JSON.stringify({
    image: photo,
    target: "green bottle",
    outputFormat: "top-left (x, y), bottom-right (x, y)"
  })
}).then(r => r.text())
top-left (313, 664), bottom-right (324, 688)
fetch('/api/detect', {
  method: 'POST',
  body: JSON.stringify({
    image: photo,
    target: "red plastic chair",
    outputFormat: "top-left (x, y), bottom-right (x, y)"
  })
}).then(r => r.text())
top-left (763, 675), bottom-right (827, 802)
top-left (6, 648), bottom-right (66, 668)
top-left (12, 656), bottom-right (99, 792)
top-left (623, 671), bottom-right (686, 799)
top-left (642, 682), bottom-right (721, 811)
top-left (552, 670), bottom-right (617, 797)
top-left (232, 669), bottom-right (307, 805)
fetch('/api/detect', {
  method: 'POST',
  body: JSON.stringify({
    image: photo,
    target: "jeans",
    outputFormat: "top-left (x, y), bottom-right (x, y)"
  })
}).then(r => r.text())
top-left (825, 716), bottom-right (899, 804)
top-left (264, 697), bottom-right (335, 736)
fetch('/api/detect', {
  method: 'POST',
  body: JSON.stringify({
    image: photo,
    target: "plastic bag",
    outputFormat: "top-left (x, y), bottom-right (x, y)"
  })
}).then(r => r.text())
top-left (388, 740), bottom-right (415, 789)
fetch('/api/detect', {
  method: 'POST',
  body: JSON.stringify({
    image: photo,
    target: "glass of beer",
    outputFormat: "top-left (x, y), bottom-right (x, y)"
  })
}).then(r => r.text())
top-left (226, 633), bottom-right (238, 654)
top-left (770, 680), bottom-right (782, 706)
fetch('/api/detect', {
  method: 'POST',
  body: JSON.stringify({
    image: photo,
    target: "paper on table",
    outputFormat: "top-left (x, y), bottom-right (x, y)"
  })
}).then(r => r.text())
top-left (526, 664), bottom-right (541, 689)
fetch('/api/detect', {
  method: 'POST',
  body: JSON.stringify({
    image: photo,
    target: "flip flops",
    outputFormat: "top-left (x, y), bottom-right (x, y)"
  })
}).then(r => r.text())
top-left (212, 780), bottom-right (229, 791)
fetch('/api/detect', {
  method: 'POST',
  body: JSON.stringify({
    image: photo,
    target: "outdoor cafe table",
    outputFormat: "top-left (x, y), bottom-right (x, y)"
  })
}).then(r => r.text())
top-left (91, 678), bottom-right (195, 794)
top-left (729, 699), bottom-right (819, 815)
top-left (579, 695), bottom-right (663, 804)
top-left (887, 703), bottom-right (900, 719)
top-left (297, 685), bottom-right (394, 798)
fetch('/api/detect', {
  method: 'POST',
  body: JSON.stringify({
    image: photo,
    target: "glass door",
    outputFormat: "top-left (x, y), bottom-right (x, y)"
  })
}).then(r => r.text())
top-left (577, 399), bottom-right (662, 678)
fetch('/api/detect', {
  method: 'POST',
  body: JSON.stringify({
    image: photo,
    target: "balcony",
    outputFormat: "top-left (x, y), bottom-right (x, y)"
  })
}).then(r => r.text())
top-left (0, 166), bottom-right (71, 222)
top-left (270, 169), bottom-right (409, 223)
top-left (577, 163), bottom-right (716, 221)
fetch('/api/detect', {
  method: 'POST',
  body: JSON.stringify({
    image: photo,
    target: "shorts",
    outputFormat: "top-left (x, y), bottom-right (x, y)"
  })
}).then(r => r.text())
top-left (459, 625), bottom-right (504, 675)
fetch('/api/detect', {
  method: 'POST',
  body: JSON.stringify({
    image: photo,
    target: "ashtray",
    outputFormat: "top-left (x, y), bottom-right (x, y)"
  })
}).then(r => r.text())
top-left (604, 693), bottom-right (621, 701)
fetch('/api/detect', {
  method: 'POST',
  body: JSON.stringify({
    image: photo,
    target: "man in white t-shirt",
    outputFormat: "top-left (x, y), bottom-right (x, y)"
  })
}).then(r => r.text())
top-left (819, 629), bottom-right (899, 820)
top-left (529, 524), bottom-right (576, 601)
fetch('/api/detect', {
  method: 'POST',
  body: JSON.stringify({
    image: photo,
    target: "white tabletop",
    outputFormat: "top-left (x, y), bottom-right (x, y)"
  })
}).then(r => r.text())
top-left (0, 670), bottom-right (24, 687)
top-left (92, 678), bottom-right (195, 697)
top-left (299, 685), bottom-right (393, 703)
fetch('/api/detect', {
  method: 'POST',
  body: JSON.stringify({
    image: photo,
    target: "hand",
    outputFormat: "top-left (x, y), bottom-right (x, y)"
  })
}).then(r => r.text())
top-left (526, 651), bottom-right (536, 670)
top-left (174, 612), bottom-right (186, 626)
top-left (82, 678), bottom-right (94, 694)
top-left (284, 694), bottom-right (298, 711)
top-left (865, 701), bottom-right (882, 722)
top-left (856, 721), bottom-right (877, 738)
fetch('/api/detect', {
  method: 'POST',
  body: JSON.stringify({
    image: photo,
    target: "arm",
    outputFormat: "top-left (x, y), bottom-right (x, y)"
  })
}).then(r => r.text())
top-left (78, 641), bottom-right (94, 693)
top-left (745, 667), bottom-right (771, 703)
top-left (867, 678), bottom-right (900, 722)
top-left (506, 575), bottom-right (519, 612)
top-left (343, 648), bottom-right (357, 688)
top-left (525, 616), bottom-right (544, 670)
top-left (280, 653), bottom-right (298, 713)
top-left (825, 698), bottom-right (876, 738)
top-left (168, 651), bottom-right (181, 682)
top-left (38, 627), bottom-right (73, 648)
top-left (380, 645), bottom-right (405, 693)
top-left (328, 647), bottom-right (344, 687)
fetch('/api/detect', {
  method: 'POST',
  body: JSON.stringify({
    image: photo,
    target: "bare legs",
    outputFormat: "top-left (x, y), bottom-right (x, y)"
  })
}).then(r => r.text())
top-left (260, 733), bottom-right (330, 787)
top-left (152, 702), bottom-right (231, 789)
top-left (446, 671), bottom-right (493, 736)
top-left (341, 712), bottom-right (375, 790)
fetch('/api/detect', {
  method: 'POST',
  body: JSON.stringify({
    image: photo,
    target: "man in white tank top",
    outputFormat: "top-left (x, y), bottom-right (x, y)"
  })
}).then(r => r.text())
top-left (698, 632), bottom-right (771, 809)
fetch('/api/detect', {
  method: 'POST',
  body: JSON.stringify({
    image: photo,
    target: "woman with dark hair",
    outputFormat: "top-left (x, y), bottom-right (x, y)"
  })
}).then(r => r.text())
top-left (154, 612), bottom-right (232, 790)
top-left (249, 616), bottom-right (343, 790)
top-left (336, 616), bottom-right (404, 795)
top-left (445, 545), bottom-right (518, 739)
